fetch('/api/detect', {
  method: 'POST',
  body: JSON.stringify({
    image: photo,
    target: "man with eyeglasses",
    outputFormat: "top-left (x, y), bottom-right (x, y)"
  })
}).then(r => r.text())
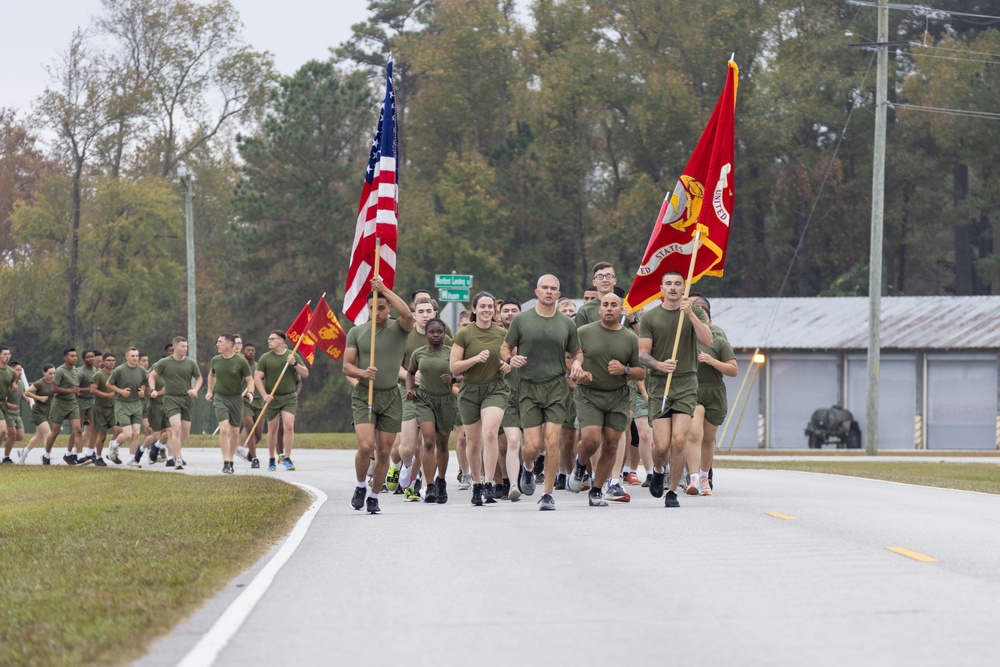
top-left (574, 262), bottom-right (637, 329)
top-left (255, 330), bottom-right (309, 472)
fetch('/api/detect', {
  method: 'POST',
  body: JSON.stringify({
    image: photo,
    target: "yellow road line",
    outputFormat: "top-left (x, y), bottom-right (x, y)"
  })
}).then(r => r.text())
top-left (766, 512), bottom-right (799, 521)
top-left (886, 546), bottom-right (939, 562)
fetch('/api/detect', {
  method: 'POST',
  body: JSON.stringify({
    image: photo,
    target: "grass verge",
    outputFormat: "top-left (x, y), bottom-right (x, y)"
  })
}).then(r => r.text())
top-left (719, 459), bottom-right (1000, 495)
top-left (0, 468), bottom-right (310, 667)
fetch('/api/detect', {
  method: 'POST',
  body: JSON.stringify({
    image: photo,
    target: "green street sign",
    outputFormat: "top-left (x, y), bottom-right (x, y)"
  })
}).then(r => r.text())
top-left (435, 274), bottom-right (473, 289)
top-left (438, 288), bottom-right (470, 302)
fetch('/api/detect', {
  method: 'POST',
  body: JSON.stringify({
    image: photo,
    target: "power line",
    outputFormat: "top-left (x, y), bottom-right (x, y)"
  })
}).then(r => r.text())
top-left (905, 50), bottom-right (1000, 65)
top-left (847, 1), bottom-right (1000, 22)
top-left (890, 102), bottom-right (1000, 120)
top-left (909, 41), bottom-right (1000, 59)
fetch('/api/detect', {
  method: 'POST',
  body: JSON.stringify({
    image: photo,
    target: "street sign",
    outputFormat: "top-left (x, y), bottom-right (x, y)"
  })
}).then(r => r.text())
top-left (435, 274), bottom-right (473, 289)
top-left (438, 288), bottom-right (470, 302)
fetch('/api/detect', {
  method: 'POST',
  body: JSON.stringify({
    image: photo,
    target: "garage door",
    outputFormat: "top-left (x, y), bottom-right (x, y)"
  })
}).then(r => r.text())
top-left (926, 353), bottom-right (998, 450)
top-left (846, 353), bottom-right (917, 450)
top-left (768, 353), bottom-right (839, 449)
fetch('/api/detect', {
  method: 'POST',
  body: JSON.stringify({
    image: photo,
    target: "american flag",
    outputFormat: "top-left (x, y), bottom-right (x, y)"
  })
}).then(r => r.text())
top-left (344, 57), bottom-right (398, 324)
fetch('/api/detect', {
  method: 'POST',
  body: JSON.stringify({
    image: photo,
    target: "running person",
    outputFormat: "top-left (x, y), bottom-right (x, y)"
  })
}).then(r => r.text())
top-left (497, 297), bottom-right (523, 502)
top-left (405, 318), bottom-right (456, 504)
top-left (239, 341), bottom-right (264, 468)
top-left (207, 333), bottom-right (254, 474)
top-left (638, 271), bottom-right (712, 507)
top-left (68, 350), bottom-right (98, 464)
top-left (18, 364), bottom-right (56, 464)
top-left (108, 347), bottom-right (149, 468)
top-left (343, 277), bottom-right (415, 514)
top-left (2, 361), bottom-right (26, 463)
top-left (569, 293), bottom-right (645, 506)
top-left (501, 274), bottom-right (582, 511)
top-left (89, 354), bottom-right (119, 463)
top-left (44, 349), bottom-right (84, 466)
top-left (254, 331), bottom-right (308, 472)
top-left (450, 291), bottom-right (511, 506)
top-left (0, 346), bottom-right (15, 461)
top-left (148, 337), bottom-right (203, 471)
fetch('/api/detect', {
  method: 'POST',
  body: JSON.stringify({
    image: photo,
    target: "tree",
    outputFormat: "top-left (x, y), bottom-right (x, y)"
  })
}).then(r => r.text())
top-left (0, 110), bottom-right (52, 264)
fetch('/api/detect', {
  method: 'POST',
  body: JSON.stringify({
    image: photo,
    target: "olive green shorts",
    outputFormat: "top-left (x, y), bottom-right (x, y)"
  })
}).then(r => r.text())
top-left (518, 376), bottom-right (570, 429)
top-left (414, 389), bottom-right (457, 435)
top-left (575, 385), bottom-right (631, 432)
top-left (213, 393), bottom-right (245, 427)
top-left (114, 400), bottom-right (144, 426)
top-left (93, 404), bottom-right (116, 432)
top-left (244, 400), bottom-right (262, 421)
top-left (400, 384), bottom-right (419, 422)
top-left (77, 397), bottom-right (94, 425)
top-left (646, 374), bottom-right (698, 422)
top-left (562, 387), bottom-right (577, 430)
top-left (698, 383), bottom-right (729, 426)
top-left (31, 409), bottom-right (50, 428)
top-left (352, 385), bottom-right (402, 433)
top-left (164, 395), bottom-right (193, 422)
top-left (6, 408), bottom-right (23, 429)
top-left (501, 388), bottom-right (520, 429)
top-left (49, 400), bottom-right (80, 425)
top-left (147, 401), bottom-right (170, 432)
top-left (264, 392), bottom-right (298, 422)
top-left (457, 379), bottom-right (510, 425)
top-left (634, 392), bottom-right (649, 419)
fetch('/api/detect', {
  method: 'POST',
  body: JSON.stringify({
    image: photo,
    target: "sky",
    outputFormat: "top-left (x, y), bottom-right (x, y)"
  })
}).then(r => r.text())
top-left (0, 0), bottom-right (373, 116)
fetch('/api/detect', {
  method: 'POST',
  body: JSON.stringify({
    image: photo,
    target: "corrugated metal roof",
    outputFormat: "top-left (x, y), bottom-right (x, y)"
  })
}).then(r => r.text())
top-left (700, 296), bottom-right (1000, 350)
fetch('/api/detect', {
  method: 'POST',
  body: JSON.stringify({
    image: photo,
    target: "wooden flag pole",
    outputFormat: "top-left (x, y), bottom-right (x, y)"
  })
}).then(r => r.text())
top-left (727, 360), bottom-right (762, 452)
top-left (661, 230), bottom-right (702, 413)
top-left (368, 238), bottom-right (382, 409)
top-left (241, 295), bottom-right (323, 449)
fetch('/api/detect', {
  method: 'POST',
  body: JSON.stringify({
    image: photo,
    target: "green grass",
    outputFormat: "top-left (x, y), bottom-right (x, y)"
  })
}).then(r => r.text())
top-left (719, 459), bottom-right (1000, 495)
top-left (0, 468), bottom-right (310, 667)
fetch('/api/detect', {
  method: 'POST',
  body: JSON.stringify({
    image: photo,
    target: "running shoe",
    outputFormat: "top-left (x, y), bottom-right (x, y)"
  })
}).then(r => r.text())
top-left (605, 480), bottom-right (631, 503)
top-left (224, 461), bottom-right (235, 475)
top-left (17, 448), bottom-right (28, 464)
top-left (500, 479), bottom-right (510, 500)
top-left (351, 486), bottom-right (366, 510)
top-left (108, 442), bottom-right (119, 460)
top-left (42, 455), bottom-right (52, 465)
top-left (518, 467), bottom-right (536, 496)
top-left (436, 477), bottom-right (448, 504)
top-left (641, 473), bottom-right (652, 488)
top-left (283, 458), bottom-right (295, 471)
top-left (554, 472), bottom-right (567, 491)
top-left (386, 465), bottom-right (400, 492)
top-left (533, 454), bottom-right (545, 478)
top-left (403, 487), bottom-right (420, 502)
top-left (77, 454), bottom-right (95, 466)
top-left (1, 457), bottom-right (13, 465)
top-left (508, 482), bottom-right (521, 502)
top-left (165, 458), bottom-right (175, 468)
top-left (456, 468), bottom-right (464, 483)
top-left (686, 478), bottom-right (701, 496)
top-left (581, 473), bottom-right (591, 491)
top-left (471, 483), bottom-right (483, 506)
top-left (458, 473), bottom-right (472, 490)
top-left (424, 482), bottom-right (438, 503)
top-left (535, 471), bottom-right (545, 485)
top-left (701, 482), bottom-right (713, 496)
top-left (399, 465), bottom-right (412, 490)
top-left (664, 490), bottom-right (680, 508)
top-left (267, 459), bottom-right (276, 472)
top-left (63, 453), bottom-right (77, 465)
top-left (537, 493), bottom-right (555, 511)
top-left (366, 497), bottom-right (381, 514)
top-left (277, 453), bottom-right (285, 464)
top-left (174, 459), bottom-right (185, 470)
top-left (588, 487), bottom-right (608, 507)
top-left (484, 483), bottom-right (497, 504)
top-left (127, 459), bottom-right (141, 468)
top-left (625, 472), bottom-right (641, 486)
top-left (235, 446), bottom-right (250, 462)
top-left (93, 457), bottom-right (107, 467)
top-left (568, 460), bottom-right (586, 493)
top-left (148, 447), bottom-right (159, 464)
top-left (251, 458), bottom-right (260, 469)
top-left (649, 470), bottom-right (665, 498)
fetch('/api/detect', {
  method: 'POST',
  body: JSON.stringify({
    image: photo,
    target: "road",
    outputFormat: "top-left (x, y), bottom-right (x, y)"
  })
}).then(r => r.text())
top-left (133, 449), bottom-right (1000, 666)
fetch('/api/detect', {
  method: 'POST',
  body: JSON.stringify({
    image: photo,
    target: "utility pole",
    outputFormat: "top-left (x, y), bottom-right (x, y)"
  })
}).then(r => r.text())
top-left (179, 166), bottom-right (197, 364)
top-left (865, 0), bottom-right (888, 456)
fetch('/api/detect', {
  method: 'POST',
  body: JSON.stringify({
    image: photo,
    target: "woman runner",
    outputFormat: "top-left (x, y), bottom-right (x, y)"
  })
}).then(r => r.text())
top-left (19, 365), bottom-right (55, 464)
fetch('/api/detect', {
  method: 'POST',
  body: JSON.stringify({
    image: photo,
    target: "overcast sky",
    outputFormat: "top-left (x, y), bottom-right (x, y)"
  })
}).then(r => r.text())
top-left (0, 0), bottom-right (373, 116)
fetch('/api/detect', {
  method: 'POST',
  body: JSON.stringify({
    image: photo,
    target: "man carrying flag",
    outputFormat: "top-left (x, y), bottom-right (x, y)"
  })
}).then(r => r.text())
top-left (626, 59), bottom-right (737, 508)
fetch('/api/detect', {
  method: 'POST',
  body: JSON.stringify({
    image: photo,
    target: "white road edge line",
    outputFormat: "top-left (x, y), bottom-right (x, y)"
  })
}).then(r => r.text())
top-left (176, 482), bottom-right (328, 667)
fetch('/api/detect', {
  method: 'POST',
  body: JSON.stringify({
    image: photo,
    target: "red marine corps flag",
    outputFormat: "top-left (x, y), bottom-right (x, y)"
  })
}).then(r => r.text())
top-left (624, 59), bottom-right (738, 312)
top-left (305, 296), bottom-right (347, 362)
top-left (343, 56), bottom-right (399, 324)
top-left (286, 303), bottom-right (317, 366)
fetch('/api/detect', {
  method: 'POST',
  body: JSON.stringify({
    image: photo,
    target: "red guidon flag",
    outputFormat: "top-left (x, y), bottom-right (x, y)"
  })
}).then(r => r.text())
top-left (286, 303), bottom-right (316, 366)
top-left (305, 296), bottom-right (348, 362)
top-left (343, 56), bottom-right (398, 324)
top-left (624, 59), bottom-right (738, 312)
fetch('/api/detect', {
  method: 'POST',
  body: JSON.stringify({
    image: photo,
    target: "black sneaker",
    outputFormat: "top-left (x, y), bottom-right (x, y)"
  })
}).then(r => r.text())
top-left (222, 461), bottom-right (234, 475)
top-left (535, 471), bottom-right (545, 485)
top-left (250, 458), bottom-right (260, 469)
top-left (165, 459), bottom-right (175, 468)
top-left (664, 490), bottom-right (680, 508)
top-left (42, 456), bottom-right (51, 465)
top-left (108, 454), bottom-right (122, 465)
top-left (649, 470), bottom-right (665, 498)
top-left (351, 486), bottom-right (366, 510)
top-left (148, 447), bottom-right (159, 464)
top-left (533, 454), bottom-right (545, 477)
top-left (93, 457), bottom-right (108, 467)
top-left (77, 454), bottom-right (95, 466)
top-left (436, 477), bottom-right (448, 504)
top-left (424, 482), bottom-right (438, 503)
top-left (63, 453), bottom-right (77, 465)
top-left (554, 472), bottom-right (567, 491)
top-left (366, 496), bottom-right (381, 514)
top-left (641, 473), bottom-right (652, 488)
top-left (589, 487), bottom-right (608, 507)
top-left (471, 483), bottom-right (483, 506)
top-left (537, 493), bottom-right (555, 511)
top-left (519, 466), bottom-right (536, 496)
top-left (708, 467), bottom-right (714, 490)
top-left (500, 479), bottom-right (510, 500)
top-left (1, 457), bottom-right (13, 465)
top-left (484, 483), bottom-right (497, 504)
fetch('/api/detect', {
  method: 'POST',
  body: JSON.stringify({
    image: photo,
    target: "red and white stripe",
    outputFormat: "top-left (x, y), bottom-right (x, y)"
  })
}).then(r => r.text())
top-left (343, 155), bottom-right (397, 324)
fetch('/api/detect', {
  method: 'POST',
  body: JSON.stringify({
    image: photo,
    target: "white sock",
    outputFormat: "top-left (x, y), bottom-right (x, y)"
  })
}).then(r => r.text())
top-left (356, 481), bottom-right (366, 489)
top-left (368, 490), bottom-right (379, 499)
top-left (109, 439), bottom-right (119, 448)
top-left (84, 448), bottom-right (94, 456)
top-left (690, 473), bottom-right (700, 486)
top-left (43, 453), bottom-right (51, 460)
top-left (157, 438), bottom-right (168, 448)
top-left (700, 469), bottom-right (710, 478)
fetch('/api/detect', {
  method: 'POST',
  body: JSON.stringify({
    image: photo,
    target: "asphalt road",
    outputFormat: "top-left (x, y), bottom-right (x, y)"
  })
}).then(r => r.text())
top-left (133, 449), bottom-right (1000, 666)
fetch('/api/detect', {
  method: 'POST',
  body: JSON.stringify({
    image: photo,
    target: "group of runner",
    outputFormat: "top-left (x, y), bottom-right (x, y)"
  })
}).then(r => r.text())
top-left (0, 332), bottom-right (309, 474)
top-left (344, 261), bottom-right (737, 514)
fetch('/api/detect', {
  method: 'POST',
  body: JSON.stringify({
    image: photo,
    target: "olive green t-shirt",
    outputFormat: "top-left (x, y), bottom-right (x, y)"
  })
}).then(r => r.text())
top-left (255, 350), bottom-right (306, 396)
top-left (697, 323), bottom-right (736, 385)
top-left (403, 328), bottom-right (453, 370)
top-left (210, 353), bottom-right (252, 396)
top-left (77, 364), bottom-right (96, 398)
top-left (577, 322), bottom-right (641, 392)
top-left (574, 300), bottom-right (599, 327)
top-left (638, 305), bottom-right (708, 378)
top-left (503, 309), bottom-right (580, 384)
top-left (453, 323), bottom-right (507, 383)
top-left (0, 366), bottom-right (14, 403)
top-left (345, 319), bottom-right (410, 391)
top-left (409, 345), bottom-right (453, 396)
top-left (247, 361), bottom-right (264, 409)
top-left (92, 370), bottom-right (114, 409)
top-left (109, 364), bottom-right (148, 403)
top-left (52, 364), bottom-right (79, 407)
top-left (152, 356), bottom-right (201, 396)
top-left (7, 382), bottom-right (22, 413)
top-left (30, 379), bottom-right (54, 420)
top-left (148, 370), bottom-right (165, 404)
